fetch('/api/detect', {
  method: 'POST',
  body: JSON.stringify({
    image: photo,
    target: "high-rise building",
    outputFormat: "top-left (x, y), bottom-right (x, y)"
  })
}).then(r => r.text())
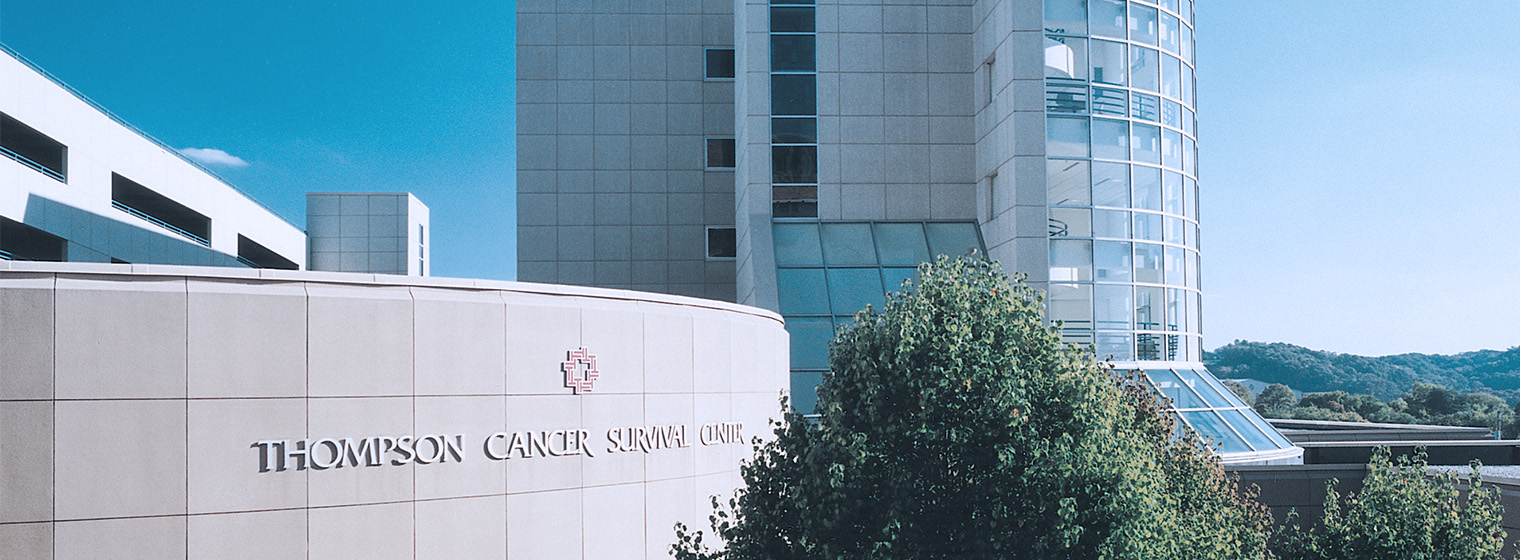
top-left (517, 0), bottom-right (1302, 464)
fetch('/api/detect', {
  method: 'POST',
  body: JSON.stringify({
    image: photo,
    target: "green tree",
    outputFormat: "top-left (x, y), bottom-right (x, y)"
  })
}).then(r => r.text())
top-left (1275, 448), bottom-right (1505, 560)
top-left (673, 257), bottom-right (1272, 560)
top-left (1255, 383), bottom-right (1298, 417)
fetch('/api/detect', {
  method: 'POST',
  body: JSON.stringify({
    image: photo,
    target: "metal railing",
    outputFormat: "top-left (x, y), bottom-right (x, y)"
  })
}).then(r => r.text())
top-left (111, 200), bottom-right (211, 247)
top-left (0, 145), bottom-right (65, 182)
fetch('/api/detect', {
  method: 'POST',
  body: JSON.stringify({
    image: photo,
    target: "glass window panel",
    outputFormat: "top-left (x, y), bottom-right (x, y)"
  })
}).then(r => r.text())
top-left (826, 268), bottom-right (885, 316)
top-left (1092, 162), bottom-right (1129, 207)
top-left (706, 49), bottom-right (736, 79)
top-left (1183, 136), bottom-right (1196, 175)
top-left (926, 223), bottom-right (984, 258)
top-left (1162, 99), bottom-right (1181, 129)
top-left (1166, 287), bottom-right (1183, 330)
top-left (1198, 370), bottom-right (1249, 408)
top-left (1133, 165), bottom-right (1162, 211)
top-left (1050, 207), bottom-right (1092, 238)
top-left (1159, 13), bottom-right (1179, 53)
top-left (1095, 284), bottom-right (1133, 330)
top-left (1135, 244), bottom-right (1163, 284)
top-left (777, 268), bottom-right (830, 315)
top-left (1092, 87), bottom-right (1127, 116)
top-left (1089, 0), bottom-right (1126, 39)
top-left (820, 223), bottom-right (876, 265)
top-left (1097, 332), bottom-right (1133, 361)
top-left (773, 145), bottom-right (818, 184)
top-left (1133, 212), bottom-right (1162, 241)
top-left (1091, 118), bottom-right (1128, 160)
top-left (1131, 92), bottom-right (1159, 122)
top-left (771, 7), bottom-right (816, 32)
top-left (1145, 369), bottom-right (1208, 409)
top-left (1049, 239), bottom-right (1093, 282)
top-left (786, 317), bottom-right (834, 370)
top-left (791, 370), bottom-right (824, 414)
top-left (1240, 407), bottom-right (1297, 448)
top-left (1129, 3), bottom-right (1158, 46)
top-left (1130, 46), bottom-right (1158, 93)
top-left (1181, 411), bottom-right (1253, 454)
top-left (1173, 369), bottom-right (1234, 407)
top-left (1184, 177), bottom-right (1198, 219)
top-left (1164, 217), bottom-right (1184, 245)
top-left (1063, 330), bottom-right (1095, 347)
top-left (873, 223), bottom-right (930, 266)
top-left (1185, 250), bottom-right (1199, 289)
top-left (1183, 107), bottom-right (1195, 136)
top-left (1163, 172), bottom-right (1183, 215)
top-left (1045, 37), bottom-right (1087, 80)
top-left (771, 74), bottom-right (817, 115)
top-left (881, 267), bottom-right (918, 292)
top-left (1048, 159), bottom-right (1091, 206)
top-left (1049, 283), bottom-right (1093, 329)
top-left (1180, 22), bottom-right (1194, 61)
top-left (773, 222), bottom-right (823, 266)
top-left (1046, 81), bottom-right (1090, 114)
top-left (1090, 40), bottom-right (1126, 86)
top-left (1131, 123), bottom-right (1161, 164)
top-left (1221, 412), bottom-right (1275, 451)
top-left (1164, 246), bottom-right (1183, 288)
top-left (1045, 0), bottom-right (1088, 35)
top-left (773, 117), bottom-right (817, 144)
top-left (1183, 66), bottom-right (1195, 106)
top-left (1161, 54), bottom-right (1182, 99)
top-left (1186, 290), bottom-right (1200, 333)
top-left (1094, 241), bottom-right (1131, 282)
top-left (772, 35), bottom-right (816, 72)
top-left (1181, 0), bottom-right (1193, 25)
top-left (1093, 209), bottom-right (1129, 238)
top-left (1162, 129), bottom-right (1182, 170)
top-left (1160, 0), bottom-right (1179, 15)
top-left (1046, 116), bottom-right (1091, 158)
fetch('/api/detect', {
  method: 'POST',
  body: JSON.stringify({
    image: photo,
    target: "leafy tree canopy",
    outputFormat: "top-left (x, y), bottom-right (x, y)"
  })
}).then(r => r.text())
top-left (674, 257), bottom-right (1271, 560)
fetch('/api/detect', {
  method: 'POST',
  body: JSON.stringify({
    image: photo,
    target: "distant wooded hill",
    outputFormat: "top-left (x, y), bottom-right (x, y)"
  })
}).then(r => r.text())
top-left (1204, 341), bottom-right (1520, 404)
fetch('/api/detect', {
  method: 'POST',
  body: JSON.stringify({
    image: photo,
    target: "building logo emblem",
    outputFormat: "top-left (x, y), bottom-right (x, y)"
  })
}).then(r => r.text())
top-left (561, 347), bottom-right (600, 394)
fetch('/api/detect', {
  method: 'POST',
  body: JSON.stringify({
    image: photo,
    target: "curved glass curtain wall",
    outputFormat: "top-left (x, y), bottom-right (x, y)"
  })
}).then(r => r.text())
top-left (1045, 0), bottom-right (1298, 462)
top-left (774, 221), bottom-right (985, 413)
top-left (1045, 0), bottom-right (1200, 364)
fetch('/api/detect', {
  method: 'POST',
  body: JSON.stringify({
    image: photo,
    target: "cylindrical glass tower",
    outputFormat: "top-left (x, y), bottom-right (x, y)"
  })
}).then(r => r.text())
top-left (1041, 0), bottom-right (1300, 463)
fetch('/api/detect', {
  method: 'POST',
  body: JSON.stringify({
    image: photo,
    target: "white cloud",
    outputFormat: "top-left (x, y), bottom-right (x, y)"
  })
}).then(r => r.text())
top-left (178, 147), bottom-right (250, 168)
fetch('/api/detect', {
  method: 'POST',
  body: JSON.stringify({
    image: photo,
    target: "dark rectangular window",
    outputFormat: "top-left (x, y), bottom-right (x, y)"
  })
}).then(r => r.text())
top-left (770, 35), bottom-right (816, 72)
top-left (705, 48), bottom-right (735, 80)
top-left (237, 234), bottom-right (297, 270)
top-left (0, 112), bottom-right (67, 181)
top-left (771, 75), bottom-right (817, 116)
top-left (0, 217), bottom-right (66, 262)
top-left (772, 118), bottom-right (816, 144)
top-left (111, 173), bottom-right (212, 245)
top-left (706, 138), bottom-right (736, 169)
top-left (772, 145), bottom-right (817, 184)
top-left (770, 7), bottom-right (816, 32)
top-left (707, 227), bottom-right (737, 259)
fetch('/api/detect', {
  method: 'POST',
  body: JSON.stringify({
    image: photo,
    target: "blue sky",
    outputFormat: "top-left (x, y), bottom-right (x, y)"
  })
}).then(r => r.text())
top-left (3, 2), bottom-right (1517, 356)
top-left (0, 1), bottom-right (518, 281)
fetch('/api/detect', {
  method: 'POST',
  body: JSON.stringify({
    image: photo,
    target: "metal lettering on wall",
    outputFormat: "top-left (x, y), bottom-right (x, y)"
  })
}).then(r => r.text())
top-left (251, 348), bottom-right (749, 473)
top-left (252, 423), bottom-right (745, 472)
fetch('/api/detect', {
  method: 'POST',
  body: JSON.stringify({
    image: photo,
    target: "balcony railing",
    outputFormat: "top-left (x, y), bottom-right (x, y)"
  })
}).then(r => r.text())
top-left (112, 200), bottom-right (211, 247)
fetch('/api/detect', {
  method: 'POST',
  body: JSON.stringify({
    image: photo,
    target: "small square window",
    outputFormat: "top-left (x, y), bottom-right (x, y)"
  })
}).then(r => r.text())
top-left (705, 48), bottom-right (735, 80)
top-left (707, 227), bottom-right (737, 259)
top-left (706, 138), bottom-right (736, 169)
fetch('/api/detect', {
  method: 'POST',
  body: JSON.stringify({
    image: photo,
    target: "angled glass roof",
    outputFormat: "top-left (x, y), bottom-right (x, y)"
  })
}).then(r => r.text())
top-left (1128, 366), bottom-right (1301, 464)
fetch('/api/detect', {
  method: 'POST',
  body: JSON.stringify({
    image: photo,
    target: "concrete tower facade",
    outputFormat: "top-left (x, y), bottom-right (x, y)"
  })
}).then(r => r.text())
top-left (516, 0), bottom-right (1303, 464)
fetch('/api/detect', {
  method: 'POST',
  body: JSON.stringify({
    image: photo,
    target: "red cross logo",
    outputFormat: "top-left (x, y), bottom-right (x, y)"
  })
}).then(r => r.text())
top-left (561, 347), bottom-right (599, 394)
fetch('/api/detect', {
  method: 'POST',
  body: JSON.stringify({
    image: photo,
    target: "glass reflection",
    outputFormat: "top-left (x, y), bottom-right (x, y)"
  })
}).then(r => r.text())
top-left (773, 222), bottom-right (823, 266)
top-left (1133, 165), bottom-right (1162, 211)
top-left (1129, 4), bottom-right (1158, 46)
top-left (1050, 239), bottom-right (1094, 282)
top-left (1049, 283), bottom-right (1094, 328)
top-left (872, 223), bottom-right (929, 266)
top-left (1094, 241), bottom-right (1132, 282)
top-left (1047, 116), bottom-right (1091, 157)
top-left (1090, 0), bottom-right (1126, 39)
top-left (1049, 159), bottom-right (1092, 205)
top-left (1132, 123), bottom-right (1161, 164)
top-left (777, 268), bottom-right (830, 315)
top-left (1130, 46), bottom-right (1158, 93)
top-left (826, 268), bottom-right (885, 315)
top-left (1049, 207), bottom-right (1092, 238)
top-left (1181, 411), bottom-right (1253, 453)
top-left (820, 223), bottom-right (875, 265)
top-left (1092, 162), bottom-right (1130, 207)
top-left (1045, 0), bottom-right (1088, 35)
top-left (1092, 118), bottom-right (1129, 160)
top-left (1090, 40), bottom-right (1127, 85)
top-left (1096, 285), bottom-right (1133, 330)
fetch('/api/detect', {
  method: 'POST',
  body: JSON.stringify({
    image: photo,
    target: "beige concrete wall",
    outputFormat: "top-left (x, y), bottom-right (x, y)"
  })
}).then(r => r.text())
top-left (0, 262), bottom-right (788, 560)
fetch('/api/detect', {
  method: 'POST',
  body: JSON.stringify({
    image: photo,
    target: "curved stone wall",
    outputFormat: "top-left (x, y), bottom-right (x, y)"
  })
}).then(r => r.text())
top-left (0, 263), bottom-right (789, 559)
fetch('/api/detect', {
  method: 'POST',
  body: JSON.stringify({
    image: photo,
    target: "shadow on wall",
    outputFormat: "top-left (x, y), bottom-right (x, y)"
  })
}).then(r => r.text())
top-left (23, 194), bottom-right (242, 266)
